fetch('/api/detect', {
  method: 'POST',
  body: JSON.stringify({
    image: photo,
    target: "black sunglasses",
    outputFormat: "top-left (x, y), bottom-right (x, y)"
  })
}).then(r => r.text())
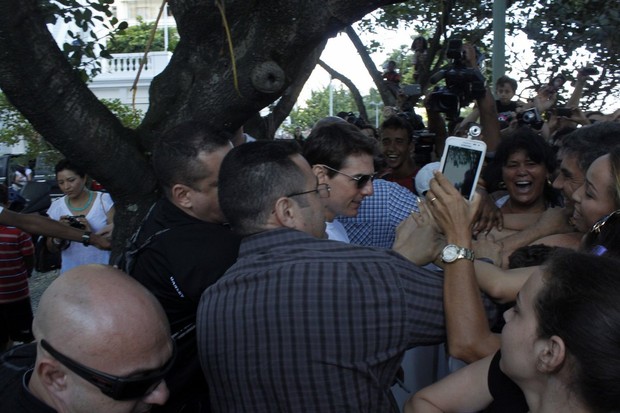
top-left (318, 164), bottom-right (376, 189)
top-left (40, 339), bottom-right (176, 401)
top-left (584, 209), bottom-right (620, 253)
top-left (287, 183), bottom-right (331, 199)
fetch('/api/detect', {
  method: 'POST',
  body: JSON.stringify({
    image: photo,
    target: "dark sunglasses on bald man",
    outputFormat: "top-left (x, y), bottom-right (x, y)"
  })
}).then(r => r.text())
top-left (40, 339), bottom-right (176, 401)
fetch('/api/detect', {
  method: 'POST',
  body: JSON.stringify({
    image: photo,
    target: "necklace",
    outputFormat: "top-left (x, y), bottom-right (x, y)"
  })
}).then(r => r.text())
top-left (66, 189), bottom-right (93, 212)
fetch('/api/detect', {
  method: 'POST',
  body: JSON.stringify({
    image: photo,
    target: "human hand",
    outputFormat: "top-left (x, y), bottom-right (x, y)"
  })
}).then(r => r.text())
top-left (97, 223), bottom-right (114, 240)
top-left (472, 187), bottom-right (503, 236)
top-left (534, 85), bottom-right (558, 112)
top-left (472, 233), bottom-right (503, 267)
top-left (536, 206), bottom-right (575, 235)
top-left (393, 201), bottom-right (445, 265)
top-left (90, 233), bottom-right (112, 251)
top-left (425, 171), bottom-right (481, 241)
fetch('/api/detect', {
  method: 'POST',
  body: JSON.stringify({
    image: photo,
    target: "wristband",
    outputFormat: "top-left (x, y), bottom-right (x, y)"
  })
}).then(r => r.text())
top-left (82, 231), bottom-right (92, 247)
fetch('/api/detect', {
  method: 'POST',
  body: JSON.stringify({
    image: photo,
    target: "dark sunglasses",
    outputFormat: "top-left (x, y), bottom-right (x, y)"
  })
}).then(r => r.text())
top-left (40, 339), bottom-right (176, 401)
top-left (318, 164), bottom-right (376, 189)
top-left (584, 209), bottom-right (620, 253)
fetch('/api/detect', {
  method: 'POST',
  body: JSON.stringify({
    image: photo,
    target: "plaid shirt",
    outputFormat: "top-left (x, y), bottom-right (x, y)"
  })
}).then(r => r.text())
top-left (339, 179), bottom-right (419, 248)
top-left (198, 228), bottom-right (456, 412)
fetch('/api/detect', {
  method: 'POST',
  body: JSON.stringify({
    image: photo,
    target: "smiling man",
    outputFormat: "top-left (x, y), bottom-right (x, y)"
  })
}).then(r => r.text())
top-left (303, 121), bottom-right (378, 241)
top-left (379, 115), bottom-right (419, 193)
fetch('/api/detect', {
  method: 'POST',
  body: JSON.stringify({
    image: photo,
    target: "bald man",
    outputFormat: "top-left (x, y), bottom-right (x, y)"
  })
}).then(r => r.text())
top-left (0, 265), bottom-right (174, 412)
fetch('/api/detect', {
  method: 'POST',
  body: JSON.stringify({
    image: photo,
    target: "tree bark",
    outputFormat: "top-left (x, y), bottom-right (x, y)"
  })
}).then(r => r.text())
top-left (317, 60), bottom-right (369, 123)
top-left (344, 25), bottom-right (397, 107)
top-left (0, 0), bottom-right (402, 253)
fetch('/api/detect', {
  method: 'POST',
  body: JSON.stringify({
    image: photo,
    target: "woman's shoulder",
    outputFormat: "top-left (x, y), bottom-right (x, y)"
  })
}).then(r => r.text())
top-left (95, 191), bottom-right (114, 206)
top-left (47, 196), bottom-right (67, 215)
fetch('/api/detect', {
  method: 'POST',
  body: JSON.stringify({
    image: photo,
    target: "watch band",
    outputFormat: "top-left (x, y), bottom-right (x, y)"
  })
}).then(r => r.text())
top-left (82, 231), bottom-right (92, 246)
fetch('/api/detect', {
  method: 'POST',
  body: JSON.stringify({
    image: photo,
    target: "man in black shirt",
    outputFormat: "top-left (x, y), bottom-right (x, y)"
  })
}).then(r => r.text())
top-left (128, 121), bottom-right (241, 412)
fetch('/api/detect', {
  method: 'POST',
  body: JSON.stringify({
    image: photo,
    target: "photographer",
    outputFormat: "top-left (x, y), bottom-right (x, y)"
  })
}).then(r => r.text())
top-left (541, 68), bottom-right (598, 142)
top-left (46, 159), bottom-right (114, 273)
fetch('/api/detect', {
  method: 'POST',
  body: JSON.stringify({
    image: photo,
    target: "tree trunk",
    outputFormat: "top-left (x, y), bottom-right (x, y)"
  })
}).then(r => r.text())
top-left (317, 60), bottom-right (369, 123)
top-left (0, 0), bottom-right (402, 254)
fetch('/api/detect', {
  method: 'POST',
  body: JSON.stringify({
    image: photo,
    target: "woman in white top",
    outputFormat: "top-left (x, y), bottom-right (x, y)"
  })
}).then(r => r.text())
top-left (46, 159), bottom-right (114, 273)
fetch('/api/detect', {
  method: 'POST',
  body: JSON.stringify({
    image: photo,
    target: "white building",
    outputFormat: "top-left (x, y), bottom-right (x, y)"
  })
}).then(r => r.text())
top-left (49, 0), bottom-right (175, 113)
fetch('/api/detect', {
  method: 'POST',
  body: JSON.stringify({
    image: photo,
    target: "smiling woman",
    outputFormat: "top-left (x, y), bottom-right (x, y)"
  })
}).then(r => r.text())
top-left (485, 127), bottom-right (561, 214)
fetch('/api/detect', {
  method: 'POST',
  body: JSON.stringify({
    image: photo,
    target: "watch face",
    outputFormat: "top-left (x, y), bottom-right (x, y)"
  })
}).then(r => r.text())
top-left (442, 245), bottom-right (459, 262)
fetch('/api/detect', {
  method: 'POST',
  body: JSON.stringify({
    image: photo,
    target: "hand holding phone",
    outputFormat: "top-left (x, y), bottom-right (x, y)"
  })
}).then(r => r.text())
top-left (439, 136), bottom-right (487, 201)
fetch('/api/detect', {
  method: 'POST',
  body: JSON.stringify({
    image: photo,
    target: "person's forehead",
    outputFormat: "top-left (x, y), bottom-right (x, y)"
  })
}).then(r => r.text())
top-left (561, 153), bottom-right (582, 173)
top-left (340, 153), bottom-right (374, 170)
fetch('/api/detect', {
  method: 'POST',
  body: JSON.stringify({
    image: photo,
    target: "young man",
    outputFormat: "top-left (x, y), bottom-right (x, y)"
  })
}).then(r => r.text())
top-left (379, 115), bottom-right (419, 193)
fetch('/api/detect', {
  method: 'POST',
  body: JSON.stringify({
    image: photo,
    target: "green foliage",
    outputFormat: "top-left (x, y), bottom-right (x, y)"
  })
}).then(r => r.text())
top-left (288, 86), bottom-right (359, 130)
top-left (107, 16), bottom-right (179, 53)
top-left (0, 95), bottom-right (143, 157)
top-left (510, 0), bottom-right (620, 108)
top-left (357, 1), bottom-right (618, 111)
top-left (101, 99), bottom-right (145, 129)
top-left (37, 0), bottom-right (128, 81)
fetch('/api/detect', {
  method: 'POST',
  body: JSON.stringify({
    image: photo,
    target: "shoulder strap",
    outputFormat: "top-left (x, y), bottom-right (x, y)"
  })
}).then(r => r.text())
top-left (116, 202), bottom-right (169, 274)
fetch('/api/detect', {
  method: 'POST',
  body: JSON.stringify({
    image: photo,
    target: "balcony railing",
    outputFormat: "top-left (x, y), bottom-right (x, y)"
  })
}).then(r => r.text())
top-left (96, 51), bottom-right (172, 81)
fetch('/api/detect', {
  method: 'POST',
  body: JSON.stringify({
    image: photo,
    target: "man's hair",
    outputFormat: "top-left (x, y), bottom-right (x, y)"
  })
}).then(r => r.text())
top-left (218, 141), bottom-right (306, 235)
top-left (379, 115), bottom-right (414, 142)
top-left (495, 75), bottom-right (518, 93)
top-left (303, 121), bottom-right (378, 177)
top-left (152, 121), bottom-right (232, 198)
top-left (560, 122), bottom-right (620, 174)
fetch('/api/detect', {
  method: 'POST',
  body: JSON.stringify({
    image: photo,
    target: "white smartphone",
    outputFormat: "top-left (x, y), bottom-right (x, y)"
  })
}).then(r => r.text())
top-left (439, 136), bottom-right (487, 201)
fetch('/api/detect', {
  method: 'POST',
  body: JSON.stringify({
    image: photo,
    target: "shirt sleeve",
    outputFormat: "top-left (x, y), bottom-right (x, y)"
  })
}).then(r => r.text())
top-left (100, 192), bottom-right (114, 214)
top-left (18, 231), bottom-right (35, 256)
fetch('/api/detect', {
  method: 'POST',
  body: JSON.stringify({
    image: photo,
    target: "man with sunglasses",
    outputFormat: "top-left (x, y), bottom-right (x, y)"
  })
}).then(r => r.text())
top-left (198, 140), bottom-right (498, 413)
top-left (303, 121), bottom-right (378, 241)
top-left (0, 264), bottom-right (174, 412)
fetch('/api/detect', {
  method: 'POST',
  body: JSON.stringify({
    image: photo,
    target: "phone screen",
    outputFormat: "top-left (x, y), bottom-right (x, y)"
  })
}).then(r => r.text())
top-left (441, 142), bottom-right (485, 200)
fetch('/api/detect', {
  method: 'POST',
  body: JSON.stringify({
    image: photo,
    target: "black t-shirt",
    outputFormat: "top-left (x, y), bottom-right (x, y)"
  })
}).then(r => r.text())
top-left (484, 350), bottom-right (529, 413)
top-left (496, 100), bottom-right (519, 114)
top-left (130, 197), bottom-right (241, 413)
top-left (0, 343), bottom-right (56, 412)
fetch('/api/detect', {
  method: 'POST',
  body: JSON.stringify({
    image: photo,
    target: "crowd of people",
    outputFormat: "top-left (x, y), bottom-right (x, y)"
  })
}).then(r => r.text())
top-left (0, 37), bottom-right (620, 413)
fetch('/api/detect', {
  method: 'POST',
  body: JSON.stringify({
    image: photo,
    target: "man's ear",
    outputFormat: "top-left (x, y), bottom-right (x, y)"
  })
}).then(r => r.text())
top-left (37, 358), bottom-right (68, 393)
top-left (312, 165), bottom-right (328, 184)
top-left (273, 196), bottom-right (298, 229)
top-left (170, 184), bottom-right (193, 209)
top-left (536, 335), bottom-right (566, 373)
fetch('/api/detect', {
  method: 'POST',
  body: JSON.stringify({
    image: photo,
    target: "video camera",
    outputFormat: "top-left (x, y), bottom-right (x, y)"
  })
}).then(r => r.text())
top-left (337, 111), bottom-right (366, 129)
top-left (427, 39), bottom-right (486, 120)
top-left (413, 129), bottom-right (436, 166)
